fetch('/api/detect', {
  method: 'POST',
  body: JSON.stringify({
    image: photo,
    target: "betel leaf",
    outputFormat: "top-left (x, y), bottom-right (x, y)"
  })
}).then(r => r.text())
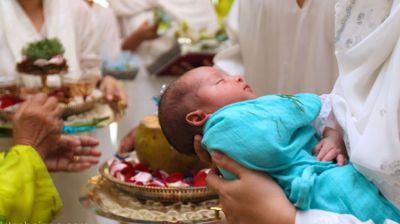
top-left (22, 38), bottom-right (65, 61)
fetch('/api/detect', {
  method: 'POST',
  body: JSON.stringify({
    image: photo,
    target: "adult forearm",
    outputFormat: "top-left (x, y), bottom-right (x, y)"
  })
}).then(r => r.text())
top-left (122, 30), bottom-right (146, 51)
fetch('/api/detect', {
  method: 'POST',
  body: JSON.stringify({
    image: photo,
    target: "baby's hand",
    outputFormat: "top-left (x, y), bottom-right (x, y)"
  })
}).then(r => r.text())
top-left (313, 130), bottom-right (347, 166)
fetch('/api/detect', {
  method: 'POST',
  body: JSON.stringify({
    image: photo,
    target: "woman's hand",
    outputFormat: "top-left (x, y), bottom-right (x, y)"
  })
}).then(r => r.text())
top-left (193, 134), bottom-right (212, 166)
top-left (12, 93), bottom-right (63, 158)
top-left (44, 135), bottom-right (101, 172)
top-left (99, 76), bottom-right (128, 110)
top-left (207, 151), bottom-right (296, 224)
top-left (122, 21), bottom-right (158, 51)
top-left (118, 126), bottom-right (137, 153)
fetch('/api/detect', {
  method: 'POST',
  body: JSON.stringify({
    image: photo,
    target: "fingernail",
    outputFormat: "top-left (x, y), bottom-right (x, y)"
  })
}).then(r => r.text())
top-left (211, 151), bottom-right (223, 160)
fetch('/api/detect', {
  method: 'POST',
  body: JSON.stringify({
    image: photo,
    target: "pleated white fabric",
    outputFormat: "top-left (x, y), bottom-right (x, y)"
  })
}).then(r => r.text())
top-left (214, 0), bottom-right (338, 95)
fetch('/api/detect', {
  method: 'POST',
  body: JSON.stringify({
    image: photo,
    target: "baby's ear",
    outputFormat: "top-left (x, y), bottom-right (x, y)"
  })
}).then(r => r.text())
top-left (186, 110), bottom-right (210, 127)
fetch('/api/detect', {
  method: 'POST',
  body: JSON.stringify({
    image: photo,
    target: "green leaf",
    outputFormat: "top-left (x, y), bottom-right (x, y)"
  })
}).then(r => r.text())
top-left (22, 38), bottom-right (65, 61)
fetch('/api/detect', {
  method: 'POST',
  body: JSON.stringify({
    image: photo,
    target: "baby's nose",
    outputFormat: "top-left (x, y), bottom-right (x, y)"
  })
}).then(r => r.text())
top-left (233, 75), bottom-right (243, 82)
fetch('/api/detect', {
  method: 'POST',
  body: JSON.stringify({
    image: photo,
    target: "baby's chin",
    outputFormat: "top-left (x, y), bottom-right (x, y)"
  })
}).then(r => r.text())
top-left (246, 93), bottom-right (257, 100)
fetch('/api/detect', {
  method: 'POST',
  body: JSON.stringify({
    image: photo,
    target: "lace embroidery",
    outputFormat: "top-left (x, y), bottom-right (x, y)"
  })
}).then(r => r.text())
top-left (335, 0), bottom-right (356, 43)
top-left (381, 161), bottom-right (400, 176)
top-left (335, 0), bottom-right (393, 51)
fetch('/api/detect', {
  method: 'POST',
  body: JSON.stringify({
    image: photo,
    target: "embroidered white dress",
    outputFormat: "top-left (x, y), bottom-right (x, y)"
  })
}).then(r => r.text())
top-left (213, 0), bottom-right (338, 95)
top-left (297, 0), bottom-right (400, 223)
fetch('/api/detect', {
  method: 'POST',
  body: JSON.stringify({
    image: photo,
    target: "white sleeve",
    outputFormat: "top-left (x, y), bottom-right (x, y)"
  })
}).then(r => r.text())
top-left (108, 0), bottom-right (158, 17)
top-left (296, 210), bottom-right (399, 224)
top-left (95, 6), bottom-right (122, 60)
top-left (213, 0), bottom-right (244, 76)
top-left (312, 94), bottom-right (341, 136)
top-left (72, 0), bottom-right (101, 78)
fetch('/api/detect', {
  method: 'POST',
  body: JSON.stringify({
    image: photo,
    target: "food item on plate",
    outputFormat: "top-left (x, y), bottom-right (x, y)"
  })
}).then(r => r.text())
top-left (108, 158), bottom-right (209, 188)
top-left (16, 38), bottom-right (68, 75)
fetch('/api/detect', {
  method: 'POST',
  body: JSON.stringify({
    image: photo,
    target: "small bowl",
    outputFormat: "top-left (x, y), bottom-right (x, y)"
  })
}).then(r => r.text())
top-left (99, 162), bottom-right (218, 203)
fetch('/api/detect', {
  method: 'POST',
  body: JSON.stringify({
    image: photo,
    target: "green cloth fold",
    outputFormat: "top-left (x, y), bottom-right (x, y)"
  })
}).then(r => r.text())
top-left (0, 145), bottom-right (62, 223)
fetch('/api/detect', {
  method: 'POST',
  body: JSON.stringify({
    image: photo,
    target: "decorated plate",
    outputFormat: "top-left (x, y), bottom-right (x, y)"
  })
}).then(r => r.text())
top-left (100, 161), bottom-right (218, 203)
top-left (79, 176), bottom-right (222, 223)
top-left (0, 103), bottom-right (115, 137)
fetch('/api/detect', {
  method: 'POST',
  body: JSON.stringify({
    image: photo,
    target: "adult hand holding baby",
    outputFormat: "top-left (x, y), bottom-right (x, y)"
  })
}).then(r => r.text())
top-left (193, 134), bottom-right (296, 224)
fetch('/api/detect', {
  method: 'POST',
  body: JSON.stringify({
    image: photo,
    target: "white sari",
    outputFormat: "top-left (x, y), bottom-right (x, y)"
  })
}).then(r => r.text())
top-left (297, 0), bottom-right (400, 223)
top-left (333, 0), bottom-right (400, 208)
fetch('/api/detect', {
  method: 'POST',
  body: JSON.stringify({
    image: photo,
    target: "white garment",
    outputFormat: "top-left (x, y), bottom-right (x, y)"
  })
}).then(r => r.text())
top-left (333, 0), bottom-right (400, 209)
top-left (0, 0), bottom-right (101, 87)
top-left (297, 1), bottom-right (400, 223)
top-left (214, 0), bottom-right (338, 95)
top-left (108, 0), bottom-right (219, 67)
top-left (90, 3), bottom-right (121, 60)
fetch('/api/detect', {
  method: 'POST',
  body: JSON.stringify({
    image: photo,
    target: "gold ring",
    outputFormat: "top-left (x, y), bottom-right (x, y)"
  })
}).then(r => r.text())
top-left (73, 155), bottom-right (80, 162)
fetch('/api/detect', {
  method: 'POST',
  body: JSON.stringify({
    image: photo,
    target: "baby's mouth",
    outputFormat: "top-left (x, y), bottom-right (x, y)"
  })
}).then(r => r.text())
top-left (244, 84), bottom-right (253, 92)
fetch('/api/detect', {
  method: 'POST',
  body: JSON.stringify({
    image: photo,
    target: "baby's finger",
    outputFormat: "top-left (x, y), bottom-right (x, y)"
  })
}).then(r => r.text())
top-left (321, 149), bottom-right (338, 162)
top-left (312, 142), bottom-right (323, 155)
top-left (336, 154), bottom-right (347, 166)
top-left (316, 145), bottom-right (332, 160)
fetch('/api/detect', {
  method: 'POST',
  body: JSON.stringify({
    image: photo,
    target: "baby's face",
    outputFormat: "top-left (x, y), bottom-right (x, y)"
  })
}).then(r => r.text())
top-left (189, 67), bottom-right (257, 113)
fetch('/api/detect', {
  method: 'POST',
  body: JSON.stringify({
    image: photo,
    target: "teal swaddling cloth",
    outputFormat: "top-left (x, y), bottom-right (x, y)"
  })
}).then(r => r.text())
top-left (202, 94), bottom-right (400, 223)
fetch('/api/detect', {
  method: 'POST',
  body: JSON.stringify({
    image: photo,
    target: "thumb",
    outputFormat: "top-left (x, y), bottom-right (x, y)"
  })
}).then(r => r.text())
top-left (211, 151), bottom-right (247, 178)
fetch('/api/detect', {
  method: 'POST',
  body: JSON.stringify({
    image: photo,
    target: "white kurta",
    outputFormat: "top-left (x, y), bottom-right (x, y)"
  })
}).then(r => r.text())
top-left (214, 0), bottom-right (338, 95)
top-left (90, 3), bottom-right (121, 60)
top-left (108, 0), bottom-right (219, 67)
top-left (297, 0), bottom-right (400, 223)
top-left (0, 0), bottom-right (101, 87)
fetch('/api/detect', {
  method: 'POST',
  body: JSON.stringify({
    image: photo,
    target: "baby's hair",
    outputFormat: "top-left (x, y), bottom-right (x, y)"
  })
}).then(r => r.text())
top-left (158, 75), bottom-right (202, 155)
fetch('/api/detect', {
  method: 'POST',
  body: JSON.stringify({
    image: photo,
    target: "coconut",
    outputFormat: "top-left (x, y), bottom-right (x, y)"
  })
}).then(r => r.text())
top-left (135, 115), bottom-right (206, 174)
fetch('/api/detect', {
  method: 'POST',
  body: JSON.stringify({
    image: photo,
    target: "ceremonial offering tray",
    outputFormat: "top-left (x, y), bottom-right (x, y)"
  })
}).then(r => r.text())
top-left (0, 100), bottom-right (114, 136)
top-left (80, 176), bottom-right (222, 223)
top-left (100, 159), bottom-right (218, 203)
top-left (0, 38), bottom-right (123, 136)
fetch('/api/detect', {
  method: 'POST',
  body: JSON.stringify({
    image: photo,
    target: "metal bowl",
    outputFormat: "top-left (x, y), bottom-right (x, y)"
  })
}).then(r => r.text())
top-left (99, 162), bottom-right (218, 203)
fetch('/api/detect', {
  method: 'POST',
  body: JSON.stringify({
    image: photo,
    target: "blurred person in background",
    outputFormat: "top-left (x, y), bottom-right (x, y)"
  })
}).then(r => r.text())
top-left (214, 0), bottom-right (338, 95)
top-left (108, 0), bottom-right (220, 68)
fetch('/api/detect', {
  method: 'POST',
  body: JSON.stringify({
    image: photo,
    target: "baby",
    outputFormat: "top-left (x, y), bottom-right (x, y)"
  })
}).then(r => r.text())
top-left (158, 67), bottom-right (400, 223)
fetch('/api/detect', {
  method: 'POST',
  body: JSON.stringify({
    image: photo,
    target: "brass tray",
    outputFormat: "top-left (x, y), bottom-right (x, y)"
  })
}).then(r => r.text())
top-left (100, 162), bottom-right (218, 203)
top-left (79, 176), bottom-right (223, 223)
